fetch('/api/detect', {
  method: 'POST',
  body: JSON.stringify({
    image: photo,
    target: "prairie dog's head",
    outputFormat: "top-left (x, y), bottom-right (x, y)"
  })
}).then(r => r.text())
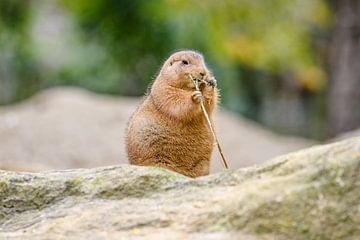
top-left (157, 50), bottom-right (215, 89)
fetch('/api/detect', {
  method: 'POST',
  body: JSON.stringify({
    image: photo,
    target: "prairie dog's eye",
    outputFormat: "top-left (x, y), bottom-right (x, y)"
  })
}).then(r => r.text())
top-left (181, 60), bottom-right (189, 65)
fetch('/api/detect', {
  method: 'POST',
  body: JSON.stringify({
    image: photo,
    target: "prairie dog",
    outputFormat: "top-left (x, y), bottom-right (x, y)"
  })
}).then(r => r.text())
top-left (126, 50), bottom-right (218, 177)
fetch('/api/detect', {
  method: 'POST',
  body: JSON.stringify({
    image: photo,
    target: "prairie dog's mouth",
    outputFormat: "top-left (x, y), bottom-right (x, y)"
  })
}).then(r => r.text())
top-left (187, 74), bottom-right (205, 84)
top-left (187, 74), bottom-right (216, 88)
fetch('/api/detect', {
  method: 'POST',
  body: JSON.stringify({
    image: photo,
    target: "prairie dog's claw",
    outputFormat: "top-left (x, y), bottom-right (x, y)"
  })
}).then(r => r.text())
top-left (199, 78), bottom-right (216, 90)
top-left (207, 77), bottom-right (217, 87)
top-left (192, 90), bottom-right (203, 104)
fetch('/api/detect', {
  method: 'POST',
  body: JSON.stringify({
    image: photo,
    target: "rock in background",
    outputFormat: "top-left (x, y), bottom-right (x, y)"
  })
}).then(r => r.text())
top-left (0, 137), bottom-right (359, 239)
top-left (0, 87), bottom-right (316, 172)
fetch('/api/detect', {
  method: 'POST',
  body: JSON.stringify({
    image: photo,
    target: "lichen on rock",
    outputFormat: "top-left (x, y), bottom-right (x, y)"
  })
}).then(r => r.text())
top-left (0, 137), bottom-right (359, 239)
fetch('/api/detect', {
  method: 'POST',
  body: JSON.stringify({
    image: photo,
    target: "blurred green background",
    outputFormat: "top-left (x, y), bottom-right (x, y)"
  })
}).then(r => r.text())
top-left (1, 0), bottom-right (359, 140)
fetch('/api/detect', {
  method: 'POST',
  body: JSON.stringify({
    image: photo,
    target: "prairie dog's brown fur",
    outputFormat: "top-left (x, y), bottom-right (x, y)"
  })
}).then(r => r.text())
top-left (126, 50), bottom-right (218, 177)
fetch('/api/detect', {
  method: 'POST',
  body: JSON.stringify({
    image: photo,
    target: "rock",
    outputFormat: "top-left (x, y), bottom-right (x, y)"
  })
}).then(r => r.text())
top-left (1, 137), bottom-right (359, 240)
top-left (332, 128), bottom-right (360, 142)
top-left (0, 87), bottom-right (316, 173)
top-left (0, 87), bottom-right (140, 172)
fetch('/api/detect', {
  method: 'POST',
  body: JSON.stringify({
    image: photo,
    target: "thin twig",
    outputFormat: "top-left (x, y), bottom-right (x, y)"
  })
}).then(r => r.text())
top-left (188, 74), bottom-right (229, 170)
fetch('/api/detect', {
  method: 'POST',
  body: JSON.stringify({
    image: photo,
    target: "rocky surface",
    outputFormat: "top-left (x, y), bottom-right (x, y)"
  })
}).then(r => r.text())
top-left (0, 87), bottom-right (316, 172)
top-left (0, 137), bottom-right (359, 239)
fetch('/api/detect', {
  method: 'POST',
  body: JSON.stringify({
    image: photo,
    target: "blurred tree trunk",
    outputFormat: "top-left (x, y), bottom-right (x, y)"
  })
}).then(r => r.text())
top-left (329, 0), bottom-right (360, 136)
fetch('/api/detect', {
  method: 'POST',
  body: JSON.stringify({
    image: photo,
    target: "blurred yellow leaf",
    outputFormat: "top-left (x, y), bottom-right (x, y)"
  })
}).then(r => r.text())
top-left (295, 65), bottom-right (326, 91)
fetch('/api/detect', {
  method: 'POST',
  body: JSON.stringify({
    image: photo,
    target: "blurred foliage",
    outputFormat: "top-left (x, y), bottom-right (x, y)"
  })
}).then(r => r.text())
top-left (0, 0), bottom-right (40, 104)
top-left (60, 0), bottom-right (331, 88)
top-left (60, 0), bottom-right (174, 95)
top-left (0, 0), bottom-right (333, 139)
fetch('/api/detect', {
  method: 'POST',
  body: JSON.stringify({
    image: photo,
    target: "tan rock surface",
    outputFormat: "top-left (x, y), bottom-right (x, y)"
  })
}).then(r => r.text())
top-left (0, 87), bottom-right (316, 172)
top-left (0, 137), bottom-right (359, 239)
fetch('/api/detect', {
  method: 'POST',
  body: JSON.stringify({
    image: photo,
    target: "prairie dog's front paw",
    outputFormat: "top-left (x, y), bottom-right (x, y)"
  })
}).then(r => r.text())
top-left (200, 82), bottom-right (216, 99)
top-left (192, 90), bottom-right (203, 104)
top-left (207, 77), bottom-right (217, 87)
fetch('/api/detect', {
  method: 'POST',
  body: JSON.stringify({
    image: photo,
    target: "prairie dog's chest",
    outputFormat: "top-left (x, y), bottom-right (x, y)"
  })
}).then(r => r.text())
top-left (159, 118), bottom-right (212, 145)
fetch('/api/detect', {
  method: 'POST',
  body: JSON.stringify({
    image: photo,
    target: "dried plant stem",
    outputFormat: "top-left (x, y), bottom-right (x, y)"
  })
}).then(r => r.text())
top-left (189, 75), bottom-right (229, 170)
